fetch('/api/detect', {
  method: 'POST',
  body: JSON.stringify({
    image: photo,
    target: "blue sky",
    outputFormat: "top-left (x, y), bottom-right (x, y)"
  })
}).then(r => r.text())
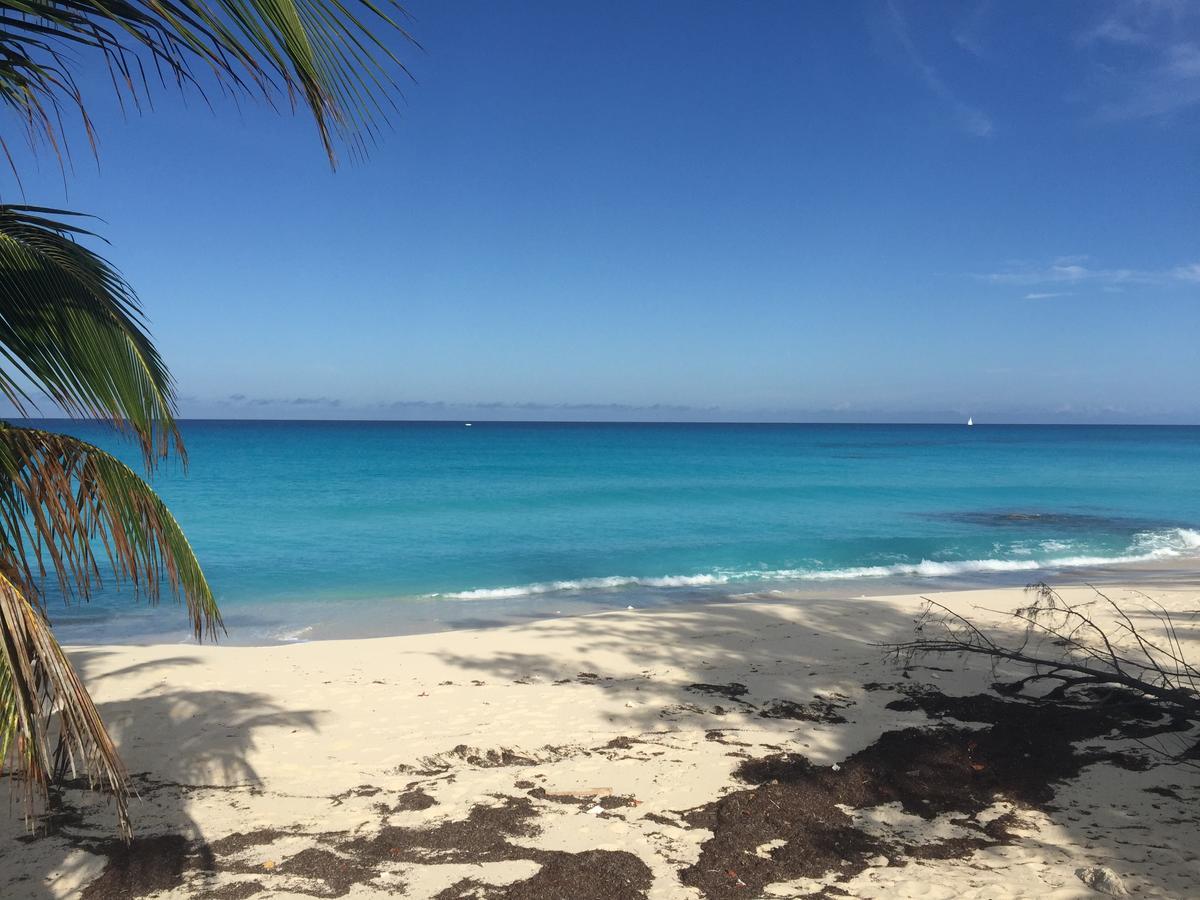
top-left (5, 0), bottom-right (1200, 423)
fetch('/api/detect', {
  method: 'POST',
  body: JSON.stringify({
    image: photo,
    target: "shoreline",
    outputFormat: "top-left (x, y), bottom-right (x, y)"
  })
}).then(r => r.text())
top-left (6, 578), bottom-right (1198, 898)
top-left (52, 553), bottom-right (1200, 648)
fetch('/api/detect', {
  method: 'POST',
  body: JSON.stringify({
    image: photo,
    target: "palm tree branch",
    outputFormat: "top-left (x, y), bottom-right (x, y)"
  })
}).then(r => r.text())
top-left (0, 423), bottom-right (221, 639)
top-left (0, 0), bottom-right (419, 164)
top-left (0, 203), bottom-right (183, 463)
top-left (0, 569), bottom-right (131, 835)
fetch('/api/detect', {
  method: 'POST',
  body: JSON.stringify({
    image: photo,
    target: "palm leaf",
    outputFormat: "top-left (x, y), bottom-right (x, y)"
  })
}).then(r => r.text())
top-left (0, 569), bottom-right (130, 835)
top-left (0, 0), bottom-right (418, 165)
top-left (0, 0), bottom-right (415, 842)
top-left (0, 423), bottom-right (219, 638)
top-left (0, 204), bottom-right (182, 463)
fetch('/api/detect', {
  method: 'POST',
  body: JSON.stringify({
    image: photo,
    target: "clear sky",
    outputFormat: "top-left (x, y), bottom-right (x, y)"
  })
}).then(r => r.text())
top-left (5, 0), bottom-right (1200, 423)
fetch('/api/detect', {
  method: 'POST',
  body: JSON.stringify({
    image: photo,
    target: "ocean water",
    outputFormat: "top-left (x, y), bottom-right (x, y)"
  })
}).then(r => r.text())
top-left (23, 420), bottom-right (1200, 644)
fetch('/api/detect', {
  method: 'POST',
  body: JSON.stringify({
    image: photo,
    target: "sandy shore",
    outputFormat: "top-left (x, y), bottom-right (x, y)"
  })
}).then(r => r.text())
top-left (3, 581), bottom-right (1198, 899)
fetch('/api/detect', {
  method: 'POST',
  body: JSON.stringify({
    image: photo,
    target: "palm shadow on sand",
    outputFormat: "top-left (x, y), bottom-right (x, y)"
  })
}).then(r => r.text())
top-left (0, 649), bottom-right (323, 899)
top-left (0, 590), bottom-right (1196, 899)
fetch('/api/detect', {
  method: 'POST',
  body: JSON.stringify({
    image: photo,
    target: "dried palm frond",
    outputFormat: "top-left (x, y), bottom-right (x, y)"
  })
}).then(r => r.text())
top-left (0, 423), bottom-right (219, 636)
top-left (0, 570), bottom-right (130, 835)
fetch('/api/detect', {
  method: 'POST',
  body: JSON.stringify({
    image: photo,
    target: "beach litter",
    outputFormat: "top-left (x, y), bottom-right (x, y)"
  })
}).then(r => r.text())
top-left (1076, 865), bottom-right (1129, 896)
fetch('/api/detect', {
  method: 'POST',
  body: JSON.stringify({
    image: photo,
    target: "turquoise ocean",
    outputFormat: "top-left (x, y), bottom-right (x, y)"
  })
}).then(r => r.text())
top-left (28, 420), bottom-right (1200, 644)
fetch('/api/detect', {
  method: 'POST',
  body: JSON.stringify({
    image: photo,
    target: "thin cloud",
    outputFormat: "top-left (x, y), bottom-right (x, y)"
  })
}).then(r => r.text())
top-left (1023, 291), bottom-right (1072, 300)
top-left (951, 1), bottom-right (993, 58)
top-left (1078, 17), bottom-right (1151, 47)
top-left (223, 394), bottom-right (342, 407)
top-left (884, 0), bottom-right (994, 137)
top-left (1077, 2), bottom-right (1200, 121)
top-left (217, 397), bottom-right (719, 414)
top-left (382, 400), bottom-right (716, 414)
top-left (980, 256), bottom-right (1200, 288)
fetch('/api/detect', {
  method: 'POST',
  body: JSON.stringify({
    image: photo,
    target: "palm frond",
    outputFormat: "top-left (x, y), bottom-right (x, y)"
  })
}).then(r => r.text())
top-left (0, 0), bottom-right (418, 165)
top-left (0, 423), bottom-right (220, 638)
top-left (0, 204), bottom-right (182, 463)
top-left (0, 569), bottom-right (130, 835)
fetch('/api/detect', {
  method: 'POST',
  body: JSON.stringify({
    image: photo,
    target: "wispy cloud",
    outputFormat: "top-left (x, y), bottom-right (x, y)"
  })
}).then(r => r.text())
top-left (883, 0), bottom-right (994, 137)
top-left (1077, 1), bottom-right (1200, 121)
top-left (951, 1), bottom-right (993, 58)
top-left (224, 394), bottom-right (342, 407)
top-left (1023, 291), bottom-right (1072, 300)
top-left (981, 256), bottom-right (1200, 289)
top-left (380, 400), bottom-right (716, 414)
top-left (217, 396), bottom-right (717, 415)
top-left (1172, 262), bottom-right (1200, 281)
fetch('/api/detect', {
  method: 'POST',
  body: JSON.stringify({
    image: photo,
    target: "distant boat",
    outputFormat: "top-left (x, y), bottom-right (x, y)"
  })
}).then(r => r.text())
top-left (464, 422), bottom-right (473, 427)
top-left (967, 417), bottom-right (974, 426)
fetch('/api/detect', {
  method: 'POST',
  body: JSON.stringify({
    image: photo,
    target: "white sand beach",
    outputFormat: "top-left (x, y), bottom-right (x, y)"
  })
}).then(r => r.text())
top-left (3, 580), bottom-right (1198, 899)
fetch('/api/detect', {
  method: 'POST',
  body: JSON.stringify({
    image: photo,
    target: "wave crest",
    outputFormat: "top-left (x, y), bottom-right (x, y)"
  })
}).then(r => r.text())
top-left (438, 573), bottom-right (730, 601)
top-left (432, 527), bottom-right (1200, 601)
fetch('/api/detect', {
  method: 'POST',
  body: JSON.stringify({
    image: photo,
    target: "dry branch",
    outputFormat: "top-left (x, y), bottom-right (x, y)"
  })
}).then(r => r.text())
top-left (885, 583), bottom-right (1200, 726)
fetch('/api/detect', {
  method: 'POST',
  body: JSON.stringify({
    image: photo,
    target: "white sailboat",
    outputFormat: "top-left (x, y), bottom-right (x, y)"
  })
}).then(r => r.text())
top-left (967, 417), bottom-right (974, 426)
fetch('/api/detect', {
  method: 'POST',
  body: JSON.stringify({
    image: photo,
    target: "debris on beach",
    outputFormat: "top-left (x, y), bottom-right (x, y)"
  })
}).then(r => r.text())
top-left (1076, 865), bottom-right (1129, 896)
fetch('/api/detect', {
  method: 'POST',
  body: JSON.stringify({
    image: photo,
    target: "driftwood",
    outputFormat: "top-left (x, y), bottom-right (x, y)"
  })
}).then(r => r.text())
top-left (885, 583), bottom-right (1200, 732)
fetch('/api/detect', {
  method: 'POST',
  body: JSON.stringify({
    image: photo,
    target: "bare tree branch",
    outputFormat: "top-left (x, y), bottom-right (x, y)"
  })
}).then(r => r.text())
top-left (882, 584), bottom-right (1200, 730)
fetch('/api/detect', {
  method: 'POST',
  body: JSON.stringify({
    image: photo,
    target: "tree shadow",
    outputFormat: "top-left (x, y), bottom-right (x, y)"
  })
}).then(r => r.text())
top-left (0, 587), bottom-right (1195, 899)
top-left (0, 648), bottom-right (323, 900)
top-left (424, 591), bottom-right (1200, 898)
top-left (432, 596), bottom-right (938, 728)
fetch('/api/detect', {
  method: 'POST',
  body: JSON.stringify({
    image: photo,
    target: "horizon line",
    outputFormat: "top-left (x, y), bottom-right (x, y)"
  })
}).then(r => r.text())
top-left (7, 416), bottom-right (1200, 428)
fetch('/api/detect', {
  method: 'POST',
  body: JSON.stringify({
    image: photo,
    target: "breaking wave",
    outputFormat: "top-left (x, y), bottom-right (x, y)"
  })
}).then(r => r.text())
top-left (432, 527), bottom-right (1200, 601)
top-left (436, 573), bottom-right (730, 600)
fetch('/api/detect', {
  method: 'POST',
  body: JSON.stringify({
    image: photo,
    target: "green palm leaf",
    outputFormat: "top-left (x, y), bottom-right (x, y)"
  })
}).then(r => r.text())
top-left (0, 0), bottom-right (415, 841)
top-left (0, 204), bottom-right (182, 463)
top-left (0, 423), bottom-right (219, 638)
top-left (0, 0), bottom-right (418, 164)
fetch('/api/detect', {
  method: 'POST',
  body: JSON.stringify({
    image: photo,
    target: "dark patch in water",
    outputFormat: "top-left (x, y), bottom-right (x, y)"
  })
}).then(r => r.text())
top-left (930, 509), bottom-right (1162, 532)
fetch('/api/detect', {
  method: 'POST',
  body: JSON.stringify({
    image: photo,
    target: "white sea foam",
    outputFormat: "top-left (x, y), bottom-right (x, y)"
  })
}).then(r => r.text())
top-left (431, 527), bottom-right (1200, 601)
top-left (794, 558), bottom-right (1043, 580)
top-left (437, 573), bottom-right (731, 600)
top-left (1139, 527), bottom-right (1200, 551)
top-left (271, 624), bottom-right (315, 643)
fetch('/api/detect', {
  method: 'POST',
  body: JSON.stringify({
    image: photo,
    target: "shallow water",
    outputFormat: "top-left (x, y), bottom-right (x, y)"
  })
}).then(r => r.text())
top-left (22, 420), bottom-right (1200, 644)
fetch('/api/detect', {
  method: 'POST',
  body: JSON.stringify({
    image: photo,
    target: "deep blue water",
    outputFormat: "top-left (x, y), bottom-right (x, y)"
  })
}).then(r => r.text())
top-left (25, 420), bottom-right (1200, 644)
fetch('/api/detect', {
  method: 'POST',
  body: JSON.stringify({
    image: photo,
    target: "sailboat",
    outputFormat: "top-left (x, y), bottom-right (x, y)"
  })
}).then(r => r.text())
top-left (967, 417), bottom-right (974, 426)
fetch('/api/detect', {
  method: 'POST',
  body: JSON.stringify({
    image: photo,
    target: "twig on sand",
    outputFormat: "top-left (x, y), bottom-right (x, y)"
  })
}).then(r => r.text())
top-left (881, 583), bottom-right (1200, 761)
